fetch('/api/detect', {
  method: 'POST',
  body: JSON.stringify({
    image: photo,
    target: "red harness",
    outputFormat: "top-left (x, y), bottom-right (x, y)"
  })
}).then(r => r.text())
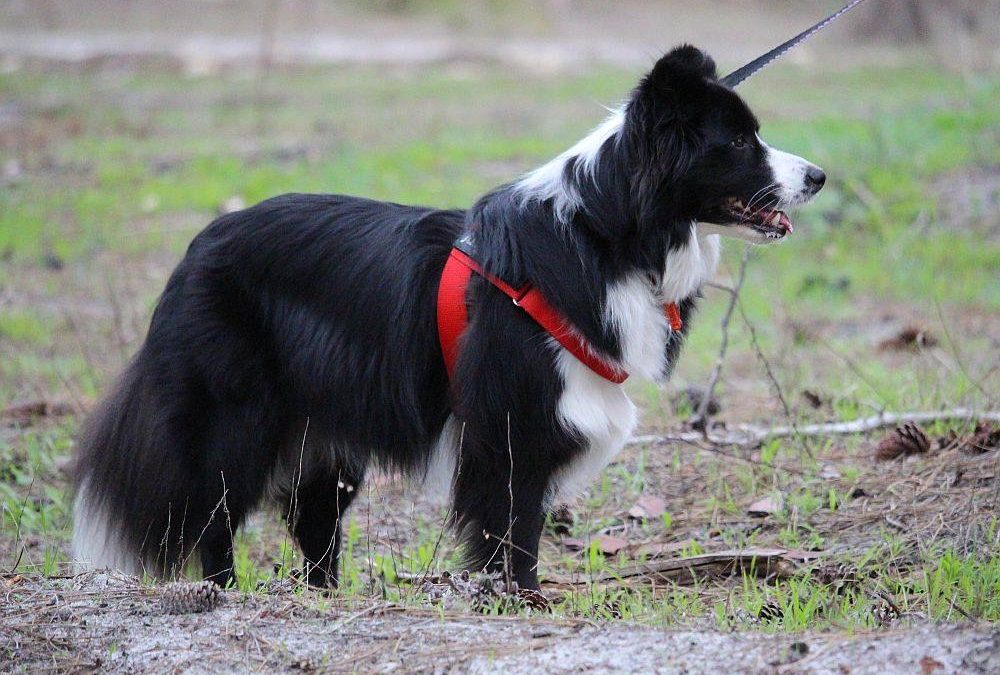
top-left (436, 247), bottom-right (682, 385)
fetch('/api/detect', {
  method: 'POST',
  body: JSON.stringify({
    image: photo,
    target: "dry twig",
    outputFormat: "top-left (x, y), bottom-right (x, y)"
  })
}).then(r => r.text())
top-left (544, 548), bottom-right (814, 587)
top-left (694, 245), bottom-right (751, 430)
top-left (630, 408), bottom-right (1000, 448)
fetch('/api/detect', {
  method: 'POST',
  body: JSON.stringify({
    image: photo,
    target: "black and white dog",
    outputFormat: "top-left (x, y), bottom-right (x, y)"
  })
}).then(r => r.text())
top-left (73, 46), bottom-right (825, 590)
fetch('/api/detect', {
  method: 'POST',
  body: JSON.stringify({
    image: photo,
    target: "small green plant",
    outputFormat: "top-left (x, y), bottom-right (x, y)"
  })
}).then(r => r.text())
top-left (0, 310), bottom-right (52, 345)
top-left (787, 490), bottom-right (823, 518)
top-left (760, 439), bottom-right (781, 466)
top-left (680, 540), bottom-right (704, 558)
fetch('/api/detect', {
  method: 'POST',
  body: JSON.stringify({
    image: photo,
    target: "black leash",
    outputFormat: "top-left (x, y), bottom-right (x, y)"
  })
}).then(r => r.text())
top-left (720, 0), bottom-right (870, 88)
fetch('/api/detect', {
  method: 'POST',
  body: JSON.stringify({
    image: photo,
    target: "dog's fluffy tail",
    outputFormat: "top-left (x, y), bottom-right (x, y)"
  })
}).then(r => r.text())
top-left (72, 353), bottom-right (184, 576)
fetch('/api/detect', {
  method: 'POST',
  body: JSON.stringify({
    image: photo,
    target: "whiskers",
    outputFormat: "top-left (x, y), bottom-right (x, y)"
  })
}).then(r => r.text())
top-left (737, 183), bottom-right (780, 226)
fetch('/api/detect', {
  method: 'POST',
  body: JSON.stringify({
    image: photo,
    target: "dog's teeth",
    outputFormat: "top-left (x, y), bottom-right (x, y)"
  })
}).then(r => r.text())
top-left (771, 212), bottom-right (782, 227)
top-left (734, 200), bottom-right (745, 209)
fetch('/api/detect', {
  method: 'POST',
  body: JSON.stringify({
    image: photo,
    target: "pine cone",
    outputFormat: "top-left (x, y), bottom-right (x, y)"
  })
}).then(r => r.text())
top-left (757, 599), bottom-right (783, 623)
top-left (872, 593), bottom-right (901, 627)
top-left (875, 422), bottom-right (930, 461)
top-left (515, 588), bottom-right (550, 611)
top-left (815, 562), bottom-right (862, 593)
top-left (546, 504), bottom-right (575, 535)
top-left (965, 423), bottom-right (999, 454)
top-left (161, 580), bottom-right (225, 614)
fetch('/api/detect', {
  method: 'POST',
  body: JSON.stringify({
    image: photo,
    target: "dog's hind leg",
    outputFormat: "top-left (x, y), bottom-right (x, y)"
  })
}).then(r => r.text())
top-left (284, 464), bottom-right (365, 588)
top-left (199, 520), bottom-right (237, 589)
top-left (194, 400), bottom-right (283, 588)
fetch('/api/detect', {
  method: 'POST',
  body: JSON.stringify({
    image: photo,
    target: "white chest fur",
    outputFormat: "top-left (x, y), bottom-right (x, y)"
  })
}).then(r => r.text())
top-left (604, 225), bottom-right (720, 381)
top-left (551, 225), bottom-right (720, 502)
top-left (550, 347), bottom-right (637, 503)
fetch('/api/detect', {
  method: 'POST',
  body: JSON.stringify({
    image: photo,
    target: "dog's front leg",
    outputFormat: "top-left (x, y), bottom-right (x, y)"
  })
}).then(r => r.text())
top-left (450, 429), bottom-right (553, 591)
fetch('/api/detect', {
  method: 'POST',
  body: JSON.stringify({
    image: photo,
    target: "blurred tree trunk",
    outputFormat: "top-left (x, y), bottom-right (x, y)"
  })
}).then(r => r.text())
top-left (853, 0), bottom-right (929, 42)
top-left (853, 0), bottom-right (998, 68)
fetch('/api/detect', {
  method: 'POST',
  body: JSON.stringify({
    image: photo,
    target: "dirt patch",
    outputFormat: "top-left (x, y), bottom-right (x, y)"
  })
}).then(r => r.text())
top-left (932, 165), bottom-right (1000, 235)
top-left (1, 571), bottom-right (996, 674)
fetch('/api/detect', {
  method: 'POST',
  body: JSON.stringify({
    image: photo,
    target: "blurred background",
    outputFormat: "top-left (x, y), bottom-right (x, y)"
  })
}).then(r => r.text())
top-left (0, 1), bottom-right (997, 595)
top-left (1, 1), bottom-right (997, 70)
top-left (1, 0), bottom-right (995, 401)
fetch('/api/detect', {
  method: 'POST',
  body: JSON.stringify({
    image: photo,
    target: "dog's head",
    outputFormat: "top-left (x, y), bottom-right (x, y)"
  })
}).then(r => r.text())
top-left (627, 45), bottom-right (825, 243)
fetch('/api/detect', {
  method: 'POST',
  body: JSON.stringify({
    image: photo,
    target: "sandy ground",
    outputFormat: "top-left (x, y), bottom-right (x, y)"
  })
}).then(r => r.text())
top-left (2, 572), bottom-right (997, 674)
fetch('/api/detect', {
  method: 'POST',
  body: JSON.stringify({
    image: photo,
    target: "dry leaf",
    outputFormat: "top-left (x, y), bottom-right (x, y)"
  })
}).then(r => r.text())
top-left (747, 495), bottom-right (783, 517)
top-left (627, 495), bottom-right (667, 520)
top-left (919, 656), bottom-right (944, 675)
top-left (801, 389), bottom-right (824, 409)
top-left (0, 575), bottom-right (24, 589)
top-left (595, 535), bottom-right (628, 556)
top-left (2, 158), bottom-right (22, 183)
top-left (879, 326), bottom-right (938, 351)
top-left (561, 535), bottom-right (628, 556)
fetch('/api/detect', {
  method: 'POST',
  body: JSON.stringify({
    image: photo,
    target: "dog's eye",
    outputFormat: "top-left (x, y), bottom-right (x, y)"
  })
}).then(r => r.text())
top-left (731, 135), bottom-right (748, 149)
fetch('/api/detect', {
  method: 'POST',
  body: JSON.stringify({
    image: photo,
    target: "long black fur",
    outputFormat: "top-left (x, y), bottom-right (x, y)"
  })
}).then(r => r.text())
top-left (73, 46), bottom-right (818, 590)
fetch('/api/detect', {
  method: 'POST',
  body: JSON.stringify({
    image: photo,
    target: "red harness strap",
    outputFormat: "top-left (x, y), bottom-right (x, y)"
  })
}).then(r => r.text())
top-left (437, 247), bottom-right (683, 385)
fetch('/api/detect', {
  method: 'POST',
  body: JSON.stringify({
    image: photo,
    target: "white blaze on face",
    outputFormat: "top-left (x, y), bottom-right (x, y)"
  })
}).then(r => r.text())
top-left (759, 135), bottom-right (821, 206)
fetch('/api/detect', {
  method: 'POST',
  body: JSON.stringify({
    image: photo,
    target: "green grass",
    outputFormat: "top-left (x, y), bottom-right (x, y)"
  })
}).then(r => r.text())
top-left (0, 425), bottom-right (74, 575)
top-left (0, 310), bottom-right (52, 345)
top-left (717, 548), bottom-right (1000, 631)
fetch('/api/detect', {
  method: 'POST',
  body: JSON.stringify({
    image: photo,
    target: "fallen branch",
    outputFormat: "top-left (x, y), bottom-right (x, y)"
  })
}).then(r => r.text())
top-left (1, 399), bottom-right (78, 425)
top-left (544, 548), bottom-right (819, 587)
top-left (630, 408), bottom-right (1000, 448)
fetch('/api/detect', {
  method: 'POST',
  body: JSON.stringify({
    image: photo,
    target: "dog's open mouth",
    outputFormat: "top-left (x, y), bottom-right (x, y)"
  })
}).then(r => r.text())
top-left (725, 198), bottom-right (793, 239)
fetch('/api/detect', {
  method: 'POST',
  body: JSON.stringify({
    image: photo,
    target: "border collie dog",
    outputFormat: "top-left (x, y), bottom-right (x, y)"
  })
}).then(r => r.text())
top-left (73, 46), bottom-right (824, 590)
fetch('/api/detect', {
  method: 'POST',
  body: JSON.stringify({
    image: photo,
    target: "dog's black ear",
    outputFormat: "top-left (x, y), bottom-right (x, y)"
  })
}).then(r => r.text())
top-left (637, 45), bottom-right (718, 114)
top-left (650, 45), bottom-right (718, 85)
top-left (627, 46), bottom-right (715, 233)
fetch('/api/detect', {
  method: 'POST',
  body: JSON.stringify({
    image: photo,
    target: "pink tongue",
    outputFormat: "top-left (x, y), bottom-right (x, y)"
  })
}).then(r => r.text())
top-left (760, 209), bottom-right (793, 234)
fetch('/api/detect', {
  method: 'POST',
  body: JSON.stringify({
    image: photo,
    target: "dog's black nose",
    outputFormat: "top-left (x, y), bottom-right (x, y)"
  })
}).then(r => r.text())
top-left (805, 166), bottom-right (826, 192)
